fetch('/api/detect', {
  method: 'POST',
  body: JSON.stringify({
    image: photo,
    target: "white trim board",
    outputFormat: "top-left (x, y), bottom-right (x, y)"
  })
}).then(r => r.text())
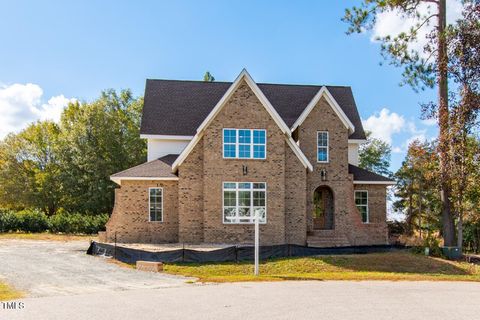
top-left (348, 139), bottom-right (367, 144)
top-left (140, 134), bottom-right (194, 140)
top-left (172, 69), bottom-right (313, 172)
top-left (353, 180), bottom-right (395, 185)
top-left (291, 86), bottom-right (355, 134)
top-left (111, 176), bottom-right (179, 185)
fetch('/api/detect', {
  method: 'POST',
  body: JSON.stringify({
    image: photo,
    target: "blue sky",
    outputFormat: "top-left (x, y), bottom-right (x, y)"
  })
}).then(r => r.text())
top-left (0, 0), bottom-right (449, 171)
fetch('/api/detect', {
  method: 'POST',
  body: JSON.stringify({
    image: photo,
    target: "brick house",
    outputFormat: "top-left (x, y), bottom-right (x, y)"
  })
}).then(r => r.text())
top-left (105, 69), bottom-right (394, 247)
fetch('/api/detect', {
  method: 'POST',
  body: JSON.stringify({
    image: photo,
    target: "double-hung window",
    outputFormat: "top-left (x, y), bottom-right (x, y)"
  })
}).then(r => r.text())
top-left (223, 129), bottom-right (266, 159)
top-left (354, 190), bottom-right (368, 223)
top-left (149, 187), bottom-right (163, 222)
top-left (223, 182), bottom-right (266, 223)
top-left (317, 131), bottom-right (329, 162)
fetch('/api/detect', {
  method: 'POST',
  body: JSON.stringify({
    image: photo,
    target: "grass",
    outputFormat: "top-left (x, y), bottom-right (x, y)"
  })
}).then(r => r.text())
top-left (163, 251), bottom-right (480, 282)
top-left (0, 232), bottom-right (97, 241)
top-left (0, 281), bottom-right (22, 301)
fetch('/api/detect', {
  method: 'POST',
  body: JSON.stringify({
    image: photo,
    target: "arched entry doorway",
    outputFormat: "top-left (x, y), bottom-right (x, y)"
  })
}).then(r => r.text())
top-left (312, 186), bottom-right (334, 230)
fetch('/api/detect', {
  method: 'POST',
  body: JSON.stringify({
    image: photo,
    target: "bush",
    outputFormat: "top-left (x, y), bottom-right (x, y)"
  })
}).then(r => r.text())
top-left (49, 212), bottom-right (108, 234)
top-left (16, 209), bottom-right (49, 233)
top-left (0, 210), bottom-right (20, 232)
top-left (0, 209), bottom-right (108, 234)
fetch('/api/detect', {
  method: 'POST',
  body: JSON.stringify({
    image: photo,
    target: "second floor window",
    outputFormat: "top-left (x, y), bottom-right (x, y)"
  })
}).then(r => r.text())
top-left (317, 131), bottom-right (329, 162)
top-left (223, 129), bottom-right (266, 159)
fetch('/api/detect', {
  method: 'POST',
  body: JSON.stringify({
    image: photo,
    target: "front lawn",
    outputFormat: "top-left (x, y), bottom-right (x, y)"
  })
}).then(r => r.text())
top-left (0, 282), bottom-right (22, 301)
top-left (164, 252), bottom-right (480, 282)
top-left (0, 232), bottom-right (97, 242)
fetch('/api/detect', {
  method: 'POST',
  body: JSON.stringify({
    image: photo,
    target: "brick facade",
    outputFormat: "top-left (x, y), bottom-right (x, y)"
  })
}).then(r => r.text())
top-left (105, 180), bottom-right (179, 243)
top-left (105, 80), bottom-right (388, 246)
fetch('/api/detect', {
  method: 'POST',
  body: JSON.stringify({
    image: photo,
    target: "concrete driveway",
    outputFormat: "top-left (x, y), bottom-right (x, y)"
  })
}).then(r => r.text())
top-left (0, 239), bottom-right (189, 297)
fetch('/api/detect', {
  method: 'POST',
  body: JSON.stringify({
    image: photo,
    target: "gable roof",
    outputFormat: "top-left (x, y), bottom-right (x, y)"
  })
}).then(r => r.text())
top-left (348, 164), bottom-right (395, 185)
top-left (110, 155), bottom-right (179, 184)
top-left (141, 77), bottom-right (366, 140)
top-left (171, 70), bottom-right (313, 172)
top-left (291, 86), bottom-right (355, 133)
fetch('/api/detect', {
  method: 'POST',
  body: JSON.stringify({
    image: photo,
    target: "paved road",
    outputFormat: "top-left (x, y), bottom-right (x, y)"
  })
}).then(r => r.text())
top-left (1, 240), bottom-right (479, 319)
top-left (0, 239), bottom-right (189, 297)
top-left (2, 281), bottom-right (480, 320)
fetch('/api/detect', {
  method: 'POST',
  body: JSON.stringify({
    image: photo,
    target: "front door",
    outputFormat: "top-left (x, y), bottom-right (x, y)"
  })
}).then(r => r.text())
top-left (313, 189), bottom-right (326, 229)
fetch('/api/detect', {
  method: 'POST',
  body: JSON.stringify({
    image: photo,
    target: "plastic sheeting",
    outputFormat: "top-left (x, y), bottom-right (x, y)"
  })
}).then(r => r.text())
top-left (87, 241), bottom-right (407, 264)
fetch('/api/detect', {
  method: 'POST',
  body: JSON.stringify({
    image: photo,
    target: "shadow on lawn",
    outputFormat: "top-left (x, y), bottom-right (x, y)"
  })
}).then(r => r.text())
top-left (317, 252), bottom-right (472, 275)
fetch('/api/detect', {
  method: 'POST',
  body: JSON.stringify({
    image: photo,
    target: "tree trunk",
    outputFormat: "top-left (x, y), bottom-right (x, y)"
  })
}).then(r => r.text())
top-left (437, 0), bottom-right (456, 247)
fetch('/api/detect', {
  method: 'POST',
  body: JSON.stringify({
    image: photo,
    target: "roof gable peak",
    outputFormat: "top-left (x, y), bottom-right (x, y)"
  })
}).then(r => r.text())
top-left (172, 69), bottom-right (312, 171)
top-left (291, 86), bottom-right (355, 133)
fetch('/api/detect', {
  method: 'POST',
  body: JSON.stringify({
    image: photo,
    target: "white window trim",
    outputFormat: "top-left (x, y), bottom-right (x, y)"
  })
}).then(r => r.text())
top-left (354, 190), bottom-right (369, 224)
top-left (222, 128), bottom-right (267, 160)
top-left (148, 187), bottom-right (163, 222)
top-left (317, 131), bottom-right (329, 163)
top-left (222, 182), bottom-right (267, 224)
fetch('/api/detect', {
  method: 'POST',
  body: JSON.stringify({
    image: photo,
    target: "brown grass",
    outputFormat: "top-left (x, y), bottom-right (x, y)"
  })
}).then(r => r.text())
top-left (0, 232), bottom-right (97, 242)
top-left (163, 251), bottom-right (480, 283)
top-left (0, 282), bottom-right (23, 301)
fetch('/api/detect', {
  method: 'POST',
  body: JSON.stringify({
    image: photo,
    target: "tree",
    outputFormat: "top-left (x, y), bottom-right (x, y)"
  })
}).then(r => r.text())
top-left (394, 140), bottom-right (441, 237)
top-left (342, 0), bottom-right (472, 246)
top-left (203, 71), bottom-right (215, 82)
top-left (0, 121), bottom-right (62, 215)
top-left (358, 131), bottom-right (393, 177)
top-left (57, 90), bottom-right (146, 214)
top-left (444, 2), bottom-right (480, 248)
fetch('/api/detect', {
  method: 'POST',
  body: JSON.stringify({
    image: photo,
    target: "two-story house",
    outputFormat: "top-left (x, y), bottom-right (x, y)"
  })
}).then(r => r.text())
top-left (104, 69), bottom-right (394, 247)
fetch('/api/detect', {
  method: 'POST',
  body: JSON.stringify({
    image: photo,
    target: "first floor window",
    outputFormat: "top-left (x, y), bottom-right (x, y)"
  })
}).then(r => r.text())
top-left (223, 182), bottom-right (266, 223)
top-left (149, 188), bottom-right (163, 222)
top-left (317, 131), bottom-right (329, 162)
top-left (354, 190), bottom-right (368, 223)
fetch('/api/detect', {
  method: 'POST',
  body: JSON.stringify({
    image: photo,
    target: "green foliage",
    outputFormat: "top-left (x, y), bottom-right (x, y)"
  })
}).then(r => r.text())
top-left (203, 71), bottom-right (215, 82)
top-left (0, 121), bottom-right (61, 214)
top-left (0, 209), bottom-right (108, 234)
top-left (358, 131), bottom-right (393, 177)
top-left (342, 0), bottom-right (439, 91)
top-left (0, 210), bottom-right (20, 233)
top-left (394, 140), bottom-right (442, 235)
top-left (49, 212), bottom-right (108, 234)
top-left (57, 90), bottom-right (146, 214)
top-left (16, 209), bottom-right (49, 233)
top-left (0, 89), bottom-right (145, 215)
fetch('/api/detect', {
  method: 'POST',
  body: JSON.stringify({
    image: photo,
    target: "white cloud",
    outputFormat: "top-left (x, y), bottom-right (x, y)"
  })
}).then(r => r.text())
top-left (371, 0), bottom-right (463, 59)
top-left (0, 83), bottom-right (76, 139)
top-left (362, 108), bottom-right (433, 154)
top-left (421, 118), bottom-right (437, 126)
top-left (362, 108), bottom-right (405, 144)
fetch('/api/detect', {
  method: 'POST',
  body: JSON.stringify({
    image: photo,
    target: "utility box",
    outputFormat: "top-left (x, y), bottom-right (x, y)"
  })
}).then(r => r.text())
top-left (441, 246), bottom-right (462, 260)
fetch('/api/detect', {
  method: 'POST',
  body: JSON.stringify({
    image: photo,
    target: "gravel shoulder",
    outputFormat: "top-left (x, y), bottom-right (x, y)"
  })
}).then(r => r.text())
top-left (0, 239), bottom-right (190, 297)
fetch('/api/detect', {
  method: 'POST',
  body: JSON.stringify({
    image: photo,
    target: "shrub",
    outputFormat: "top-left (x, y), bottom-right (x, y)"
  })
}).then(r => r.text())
top-left (0, 210), bottom-right (20, 232)
top-left (49, 212), bottom-right (108, 234)
top-left (0, 209), bottom-right (108, 234)
top-left (16, 209), bottom-right (49, 233)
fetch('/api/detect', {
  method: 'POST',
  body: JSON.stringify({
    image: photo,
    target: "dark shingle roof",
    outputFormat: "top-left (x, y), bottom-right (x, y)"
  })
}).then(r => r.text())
top-left (141, 80), bottom-right (366, 140)
top-left (348, 164), bottom-right (394, 183)
top-left (111, 155), bottom-right (179, 178)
